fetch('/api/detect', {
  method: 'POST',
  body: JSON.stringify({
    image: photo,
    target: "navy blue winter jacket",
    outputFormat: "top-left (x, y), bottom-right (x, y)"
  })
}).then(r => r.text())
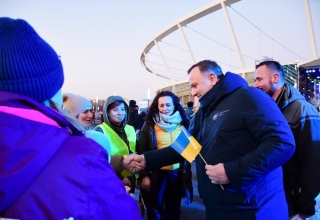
top-left (278, 84), bottom-right (320, 216)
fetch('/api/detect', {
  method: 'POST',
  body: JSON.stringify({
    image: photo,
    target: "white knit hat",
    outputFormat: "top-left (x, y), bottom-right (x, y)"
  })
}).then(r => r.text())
top-left (63, 93), bottom-right (92, 117)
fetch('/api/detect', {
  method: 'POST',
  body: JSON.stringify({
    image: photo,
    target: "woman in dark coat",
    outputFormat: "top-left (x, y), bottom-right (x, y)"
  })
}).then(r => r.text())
top-left (136, 91), bottom-right (192, 220)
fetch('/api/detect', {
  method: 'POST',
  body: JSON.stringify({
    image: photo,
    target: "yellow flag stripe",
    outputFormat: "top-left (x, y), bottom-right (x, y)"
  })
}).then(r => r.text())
top-left (181, 143), bottom-right (199, 163)
top-left (189, 136), bottom-right (202, 152)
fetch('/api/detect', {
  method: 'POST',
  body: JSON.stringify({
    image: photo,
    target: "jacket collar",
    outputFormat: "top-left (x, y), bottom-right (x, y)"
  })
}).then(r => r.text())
top-left (277, 84), bottom-right (306, 110)
top-left (199, 72), bottom-right (248, 111)
top-left (192, 72), bottom-right (248, 140)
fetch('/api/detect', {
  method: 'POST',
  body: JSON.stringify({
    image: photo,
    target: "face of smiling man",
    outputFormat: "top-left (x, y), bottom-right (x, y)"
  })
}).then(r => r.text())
top-left (254, 65), bottom-right (279, 98)
top-left (188, 66), bottom-right (218, 100)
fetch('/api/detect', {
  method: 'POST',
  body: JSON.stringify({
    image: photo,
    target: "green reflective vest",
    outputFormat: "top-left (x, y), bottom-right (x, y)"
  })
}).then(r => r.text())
top-left (96, 123), bottom-right (136, 178)
top-left (96, 123), bottom-right (136, 156)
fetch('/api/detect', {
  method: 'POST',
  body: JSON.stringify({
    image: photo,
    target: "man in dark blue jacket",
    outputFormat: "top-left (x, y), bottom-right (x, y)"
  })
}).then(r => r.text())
top-left (127, 60), bottom-right (295, 219)
top-left (255, 60), bottom-right (320, 218)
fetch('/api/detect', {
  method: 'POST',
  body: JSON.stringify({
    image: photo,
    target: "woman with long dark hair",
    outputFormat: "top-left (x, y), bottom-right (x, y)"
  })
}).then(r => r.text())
top-left (137, 91), bottom-right (193, 220)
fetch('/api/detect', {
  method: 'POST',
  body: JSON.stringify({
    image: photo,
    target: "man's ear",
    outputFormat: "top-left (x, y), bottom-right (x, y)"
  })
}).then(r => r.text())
top-left (273, 73), bottom-right (280, 84)
top-left (208, 73), bottom-right (218, 85)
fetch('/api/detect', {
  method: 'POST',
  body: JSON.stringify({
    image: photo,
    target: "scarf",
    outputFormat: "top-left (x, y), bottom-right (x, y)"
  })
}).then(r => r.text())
top-left (153, 111), bottom-right (182, 132)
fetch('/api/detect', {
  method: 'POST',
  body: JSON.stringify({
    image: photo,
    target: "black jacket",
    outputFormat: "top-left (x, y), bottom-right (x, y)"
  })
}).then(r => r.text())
top-left (128, 106), bottom-right (139, 130)
top-left (277, 84), bottom-right (320, 216)
top-left (137, 111), bottom-right (146, 130)
top-left (137, 120), bottom-right (193, 205)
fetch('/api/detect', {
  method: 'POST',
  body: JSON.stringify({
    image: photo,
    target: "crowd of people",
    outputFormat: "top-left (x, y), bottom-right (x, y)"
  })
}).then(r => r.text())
top-left (1, 17), bottom-right (320, 220)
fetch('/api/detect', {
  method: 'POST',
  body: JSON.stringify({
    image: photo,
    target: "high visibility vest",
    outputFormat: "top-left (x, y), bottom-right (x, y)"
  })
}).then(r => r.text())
top-left (96, 123), bottom-right (136, 156)
top-left (96, 123), bottom-right (136, 177)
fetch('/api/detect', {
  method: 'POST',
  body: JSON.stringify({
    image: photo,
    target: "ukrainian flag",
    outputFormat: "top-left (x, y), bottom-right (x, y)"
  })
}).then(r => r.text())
top-left (171, 126), bottom-right (202, 163)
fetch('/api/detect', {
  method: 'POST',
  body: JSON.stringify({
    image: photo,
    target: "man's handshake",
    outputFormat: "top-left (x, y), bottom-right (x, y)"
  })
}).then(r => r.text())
top-left (123, 154), bottom-right (146, 173)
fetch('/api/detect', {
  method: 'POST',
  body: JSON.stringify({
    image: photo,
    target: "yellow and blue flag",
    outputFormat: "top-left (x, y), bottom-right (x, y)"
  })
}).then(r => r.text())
top-left (171, 126), bottom-right (202, 163)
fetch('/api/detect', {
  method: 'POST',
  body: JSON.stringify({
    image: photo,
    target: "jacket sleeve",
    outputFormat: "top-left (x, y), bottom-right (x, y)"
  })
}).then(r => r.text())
top-left (144, 147), bottom-right (185, 171)
top-left (295, 104), bottom-right (320, 215)
top-left (88, 142), bottom-right (142, 219)
top-left (224, 88), bottom-right (295, 190)
top-left (110, 155), bottom-right (125, 180)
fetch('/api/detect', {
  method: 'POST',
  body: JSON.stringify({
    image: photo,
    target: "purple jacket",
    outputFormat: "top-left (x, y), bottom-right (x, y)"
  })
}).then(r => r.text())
top-left (0, 91), bottom-right (141, 220)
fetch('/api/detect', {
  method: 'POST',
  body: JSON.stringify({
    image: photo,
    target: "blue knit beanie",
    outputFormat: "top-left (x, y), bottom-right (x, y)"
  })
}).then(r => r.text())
top-left (0, 17), bottom-right (64, 103)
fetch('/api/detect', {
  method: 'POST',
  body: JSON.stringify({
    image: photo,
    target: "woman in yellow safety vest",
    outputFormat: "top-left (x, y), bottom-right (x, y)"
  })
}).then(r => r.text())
top-left (95, 96), bottom-right (136, 194)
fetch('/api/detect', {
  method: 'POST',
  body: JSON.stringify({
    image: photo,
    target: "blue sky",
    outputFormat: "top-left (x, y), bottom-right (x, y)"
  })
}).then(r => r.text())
top-left (1, 0), bottom-right (319, 102)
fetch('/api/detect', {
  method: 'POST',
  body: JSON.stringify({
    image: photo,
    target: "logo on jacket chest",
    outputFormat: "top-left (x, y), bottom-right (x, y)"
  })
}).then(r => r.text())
top-left (212, 110), bottom-right (229, 121)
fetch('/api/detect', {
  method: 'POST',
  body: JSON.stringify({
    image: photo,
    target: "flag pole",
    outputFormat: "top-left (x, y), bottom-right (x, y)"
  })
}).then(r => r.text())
top-left (137, 182), bottom-right (147, 213)
top-left (197, 152), bottom-right (224, 190)
top-left (198, 152), bottom-right (207, 165)
top-left (140, 191), bottom-right (146, 210)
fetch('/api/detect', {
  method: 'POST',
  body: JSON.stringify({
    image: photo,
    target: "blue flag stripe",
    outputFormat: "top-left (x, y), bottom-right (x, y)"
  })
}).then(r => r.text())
top-left (181, 126), bottom-right (191, 137)
top-left (171, 130), bottom-right (190, 154)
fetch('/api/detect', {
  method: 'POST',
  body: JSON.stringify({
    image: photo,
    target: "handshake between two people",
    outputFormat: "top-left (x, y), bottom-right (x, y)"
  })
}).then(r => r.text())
top-left (120, 152), bottom-right (230, 189)
top-left (122, 154), bottom-right (146, 173)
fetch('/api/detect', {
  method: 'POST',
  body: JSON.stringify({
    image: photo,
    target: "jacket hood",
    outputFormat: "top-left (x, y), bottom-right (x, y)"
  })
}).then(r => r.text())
top-left (192, 72), bottom-right (248, 139)
top-left (281, 84), bottom-right (306, 109)
top-left (0, 91), bottom-right (81, 211)
top-left (199, 72), bottom-right (248, 109)
top-left (103, 96), bottom-right (129, 130)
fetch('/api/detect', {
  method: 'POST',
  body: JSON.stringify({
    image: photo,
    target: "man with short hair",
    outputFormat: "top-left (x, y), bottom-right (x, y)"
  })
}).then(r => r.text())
top-left (126, 60), bottom-right (296, 219)
top-left (255, 60), bottom-right (320, 218)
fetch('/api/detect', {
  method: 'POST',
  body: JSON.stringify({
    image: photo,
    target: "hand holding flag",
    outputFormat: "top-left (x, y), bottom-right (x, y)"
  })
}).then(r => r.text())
top-left (171, 126), bottom-right (224, 190)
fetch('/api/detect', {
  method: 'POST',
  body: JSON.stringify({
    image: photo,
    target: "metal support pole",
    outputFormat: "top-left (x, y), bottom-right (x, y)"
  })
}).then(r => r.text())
top-left (154, 40), bottom-right (175, 83)
top-left (178, 24), bottom-right (196, 64)
top-left (303, 0), bottom-right (318, 59)
top-left (221, 1), bottom-right (245, 77)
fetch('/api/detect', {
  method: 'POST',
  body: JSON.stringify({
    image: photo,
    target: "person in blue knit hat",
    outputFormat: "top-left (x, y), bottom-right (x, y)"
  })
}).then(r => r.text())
top-left (0, 17), bottom-right (142, 219)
